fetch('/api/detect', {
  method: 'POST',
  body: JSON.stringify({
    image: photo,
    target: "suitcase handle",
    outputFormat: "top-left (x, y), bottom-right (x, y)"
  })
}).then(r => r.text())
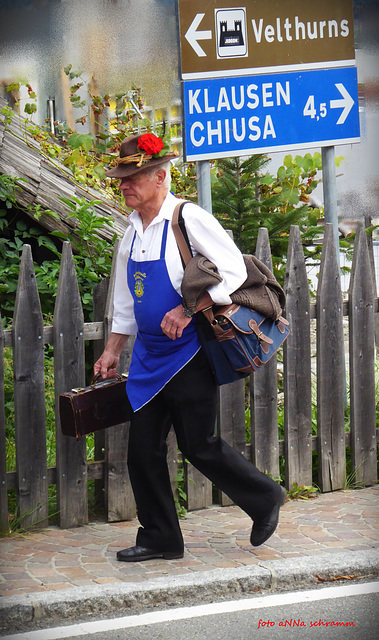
top-left (90, 372), bottom-right (127, 388)
top-left (71, 373), bottom-right (127, 394)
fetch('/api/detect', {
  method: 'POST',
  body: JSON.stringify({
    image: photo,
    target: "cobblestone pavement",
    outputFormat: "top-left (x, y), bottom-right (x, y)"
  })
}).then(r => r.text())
top-left (0, 486), bottom-right (378, 598)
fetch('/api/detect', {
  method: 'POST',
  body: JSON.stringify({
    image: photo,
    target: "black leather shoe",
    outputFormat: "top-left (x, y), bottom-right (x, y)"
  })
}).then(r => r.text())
top-left (116, 545), bottom-right (184, 562)
top-left (250, 486), bottom-right (287, 547)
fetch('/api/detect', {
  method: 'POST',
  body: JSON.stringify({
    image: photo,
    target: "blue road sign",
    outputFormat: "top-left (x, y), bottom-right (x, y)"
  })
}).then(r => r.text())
top-left (182, 66), bottom-right (360, 161)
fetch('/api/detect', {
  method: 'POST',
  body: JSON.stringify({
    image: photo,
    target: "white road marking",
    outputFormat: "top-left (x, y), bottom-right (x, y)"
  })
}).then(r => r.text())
top-left (3, 581), bottom-right (379, 640)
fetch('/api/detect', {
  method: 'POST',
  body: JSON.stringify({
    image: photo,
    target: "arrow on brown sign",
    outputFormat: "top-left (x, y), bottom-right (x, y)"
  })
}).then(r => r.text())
top-left (185, 13), bottom-right (213, 57)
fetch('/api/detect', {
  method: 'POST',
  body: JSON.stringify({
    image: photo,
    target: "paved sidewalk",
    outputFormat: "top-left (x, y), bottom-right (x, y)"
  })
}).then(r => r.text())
top-left (0, 486), bottom-right (378, 629)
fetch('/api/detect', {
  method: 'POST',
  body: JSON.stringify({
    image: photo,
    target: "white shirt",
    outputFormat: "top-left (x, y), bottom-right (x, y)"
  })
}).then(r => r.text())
top-left (112, 192), bottom-right (247, 336)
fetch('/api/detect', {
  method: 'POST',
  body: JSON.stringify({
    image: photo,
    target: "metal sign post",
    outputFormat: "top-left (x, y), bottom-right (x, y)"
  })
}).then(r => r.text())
top-left (196, 160), bottom-right (213, 214)
top-left (322, 146), bottom-right (340, 262)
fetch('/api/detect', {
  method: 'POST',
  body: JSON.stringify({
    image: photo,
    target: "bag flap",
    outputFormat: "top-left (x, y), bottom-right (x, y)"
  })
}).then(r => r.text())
top-left (214, 304), bottom-right (273, 344)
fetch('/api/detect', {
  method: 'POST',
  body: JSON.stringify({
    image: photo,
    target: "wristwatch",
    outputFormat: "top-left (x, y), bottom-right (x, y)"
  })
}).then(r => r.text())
top-left (182, 305), bottom-right (195, 318)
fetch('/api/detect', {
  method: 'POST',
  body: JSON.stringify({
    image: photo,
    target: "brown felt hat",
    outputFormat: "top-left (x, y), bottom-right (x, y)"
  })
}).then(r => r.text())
top-left (105, 134), bottom-right (178, 179)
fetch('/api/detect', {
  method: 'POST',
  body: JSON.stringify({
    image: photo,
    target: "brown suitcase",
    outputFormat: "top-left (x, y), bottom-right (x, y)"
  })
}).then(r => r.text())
top-left (59, 373), bottom-right (131, 438)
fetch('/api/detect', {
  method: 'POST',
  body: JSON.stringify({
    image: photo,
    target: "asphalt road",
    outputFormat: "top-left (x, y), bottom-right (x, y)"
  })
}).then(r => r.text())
top-left (2, 581), bottom-right (379, 640)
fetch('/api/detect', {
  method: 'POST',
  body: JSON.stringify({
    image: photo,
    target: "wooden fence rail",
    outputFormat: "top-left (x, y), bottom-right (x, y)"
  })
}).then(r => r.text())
top-left (0, 224), bottom-right (378, 530)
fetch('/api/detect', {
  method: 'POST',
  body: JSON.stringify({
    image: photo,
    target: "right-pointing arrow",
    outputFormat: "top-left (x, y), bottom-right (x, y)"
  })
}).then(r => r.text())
top-left (330, 83), bottom-right (355, 125)
top-left (185, 13), bottom-right (212, 57)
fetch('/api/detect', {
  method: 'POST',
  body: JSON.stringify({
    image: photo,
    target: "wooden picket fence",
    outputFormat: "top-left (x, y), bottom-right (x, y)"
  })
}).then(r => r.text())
top-left (0, 222), bottom-right (378, 531)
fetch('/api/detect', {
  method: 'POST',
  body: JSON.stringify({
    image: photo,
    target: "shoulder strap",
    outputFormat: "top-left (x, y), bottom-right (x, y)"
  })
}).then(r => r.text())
top-left (172, 201), bottom-right (193, 267)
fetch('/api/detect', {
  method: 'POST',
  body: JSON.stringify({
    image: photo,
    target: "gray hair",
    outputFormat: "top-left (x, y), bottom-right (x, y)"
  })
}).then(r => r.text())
top-left (147, 161), bottom-right (172, 189)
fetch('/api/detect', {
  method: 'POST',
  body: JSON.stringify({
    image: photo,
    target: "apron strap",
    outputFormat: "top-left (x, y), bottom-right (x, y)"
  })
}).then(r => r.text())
top-left (160, 219), bottom-right (169, 259)
top-left (130, 230), bottom-right (137, 256)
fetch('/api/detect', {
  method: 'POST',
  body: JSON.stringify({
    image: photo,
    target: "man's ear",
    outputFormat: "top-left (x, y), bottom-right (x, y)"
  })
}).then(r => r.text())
top-left (156, 168), bottom-right (166, 185)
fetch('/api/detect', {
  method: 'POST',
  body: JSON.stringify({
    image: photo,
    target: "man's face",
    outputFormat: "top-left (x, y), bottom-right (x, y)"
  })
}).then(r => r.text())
top-left (118, 170), bottom-right (156, 210)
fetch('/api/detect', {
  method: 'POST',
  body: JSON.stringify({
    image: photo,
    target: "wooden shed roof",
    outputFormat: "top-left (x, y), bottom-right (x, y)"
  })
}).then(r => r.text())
top-left (0, 99), bottom-right (129, 243)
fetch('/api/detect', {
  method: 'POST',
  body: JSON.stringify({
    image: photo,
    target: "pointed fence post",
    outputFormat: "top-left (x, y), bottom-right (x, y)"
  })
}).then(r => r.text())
top-left (283, 226), bottom-right (313, 489)
top-left (316, 224), bottom-right (346, 491)
top-left (214, 231), bottom-right (245, 507)
top-left (0, 316), bottom-right (8, 530)
top-left (54, 242), bottom-right (87, 527)
top-left (103, 240), bottom-right (136, 521)
top-left (12, 245), bottom-right (48, 527)
top-left (348, 223), bottom-right (377, 485)
top-left (250, 228), bottom-right (279, 478)
top-left (215, 381), bottom-right (246, 506)
top-left (184, 454), bottom-right (213, 510)
top-left (92, 276), bottom-right (110, 510)
top-left (365, 218), bottom-right (379, 347)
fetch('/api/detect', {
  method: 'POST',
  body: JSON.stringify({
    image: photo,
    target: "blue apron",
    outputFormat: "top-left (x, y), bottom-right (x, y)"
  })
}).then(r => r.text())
top-left (126, 219), bottom-right (200, 411)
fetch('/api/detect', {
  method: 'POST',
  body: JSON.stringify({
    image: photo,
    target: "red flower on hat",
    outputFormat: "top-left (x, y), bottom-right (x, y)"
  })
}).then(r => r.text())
top-left (137, 133), bottom-right (164, 156)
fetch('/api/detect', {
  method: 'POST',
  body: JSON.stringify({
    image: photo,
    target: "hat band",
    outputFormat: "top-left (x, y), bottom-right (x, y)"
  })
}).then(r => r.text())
top-left (116, 152), bottom-right (152, 168)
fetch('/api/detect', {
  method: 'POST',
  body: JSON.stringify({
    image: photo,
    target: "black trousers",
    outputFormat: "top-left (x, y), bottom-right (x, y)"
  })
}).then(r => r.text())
top-left (127, 349), bottom-right (282, 553)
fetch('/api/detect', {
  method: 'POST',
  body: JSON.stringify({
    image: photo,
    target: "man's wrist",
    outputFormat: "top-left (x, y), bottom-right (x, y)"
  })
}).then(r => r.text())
top-left (182, 305), bottom-right (195, 318)
top-left (106, 332), bottom-right (129, 357)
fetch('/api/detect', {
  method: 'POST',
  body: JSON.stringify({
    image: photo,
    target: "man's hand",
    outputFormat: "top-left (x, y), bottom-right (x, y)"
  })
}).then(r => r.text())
top-left (94, 351), bottom-right (119, 380)
top-left (94, 333), bottom-right (129, 378)
top-left (161, 304), bottom-right (192, 340)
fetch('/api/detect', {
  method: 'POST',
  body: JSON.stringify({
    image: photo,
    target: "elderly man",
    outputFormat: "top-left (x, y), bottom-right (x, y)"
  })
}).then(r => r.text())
top-left (95, 133), bottom-right (286, 562)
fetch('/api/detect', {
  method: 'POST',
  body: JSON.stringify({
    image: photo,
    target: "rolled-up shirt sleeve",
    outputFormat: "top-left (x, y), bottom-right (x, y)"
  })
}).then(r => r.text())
top-left (111, 230), bottom-right (138, 336)
top-left (183, 203), bottom-right (247, 305)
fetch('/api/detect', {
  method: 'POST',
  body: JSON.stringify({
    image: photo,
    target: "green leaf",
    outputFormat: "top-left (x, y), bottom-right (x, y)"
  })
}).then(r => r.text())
top-left (78, 134), bottom-right (94, 152)
top-left (44, 209), bottom-right (60, 220)
top-left (63, 149), bottom-right (81, 165)
top-left (289, 192), bottom-right (300, 206)
top-left (6, 82), bottom-right (20, 92)
top-left (69, 70), bottom-right (83, 79)
top-left (308, 213), bottom-right (318, 226)
top-left (67, 133), bottom-right (93, 152)
top-left (24, 103), bottom-right (37, 115)
top-left (87, 271), bottom-right (99, 282)
top-left (67, 132), bottom-right (80, 147)
top-left (50, 230), bottom-right (68, 240)
top-left (1, 106), bottom-right (15, 118)
top-left (93, 164), bottom-right (106, 179)
top-left (313, 152), bottom-right (322, 170)
top-left (59, 196), bottom-right (79, 209)
top-left (283, 155), bottom-right (293, 168)
top-left (259, 174), bottom-right (275, 185)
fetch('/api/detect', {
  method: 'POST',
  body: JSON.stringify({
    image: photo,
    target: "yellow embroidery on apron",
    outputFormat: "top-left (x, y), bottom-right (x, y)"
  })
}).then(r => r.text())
top-left (133, 271), bottom-right (146, 300)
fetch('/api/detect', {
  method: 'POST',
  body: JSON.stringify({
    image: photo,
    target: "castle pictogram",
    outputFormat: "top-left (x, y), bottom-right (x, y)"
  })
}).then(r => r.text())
top-left (219, 20), bottom-right (244, 47)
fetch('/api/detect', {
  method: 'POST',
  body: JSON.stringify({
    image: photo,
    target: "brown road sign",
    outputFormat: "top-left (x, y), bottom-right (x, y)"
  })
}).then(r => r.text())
top-left (178, 0), bottom-right (355, 79)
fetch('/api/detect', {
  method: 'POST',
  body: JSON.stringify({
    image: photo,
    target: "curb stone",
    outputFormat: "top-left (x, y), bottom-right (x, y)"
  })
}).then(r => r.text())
top-left (1, 549), bottom-right (378, 632)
